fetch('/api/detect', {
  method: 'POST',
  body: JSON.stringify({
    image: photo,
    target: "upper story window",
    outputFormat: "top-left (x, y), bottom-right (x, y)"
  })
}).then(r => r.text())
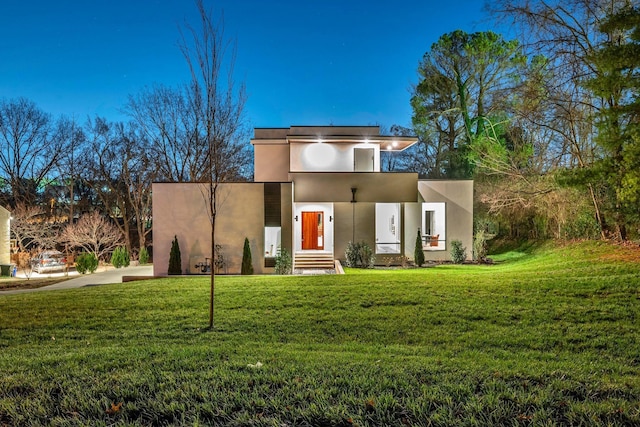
top-left (354, 147), bottom-right (375, 171)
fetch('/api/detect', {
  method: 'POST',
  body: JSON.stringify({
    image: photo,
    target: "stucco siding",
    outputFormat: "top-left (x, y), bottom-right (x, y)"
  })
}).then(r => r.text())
top-left (153, 183), bottom-right (269, 275)
top-left (291, 173), bottom-right (418, 203)
top-left (254, 144), bottom-right (290, 182)
top-left (417, 180), bottom-right (474, 261)
top-left (333, 202), bottom-right (375, 263)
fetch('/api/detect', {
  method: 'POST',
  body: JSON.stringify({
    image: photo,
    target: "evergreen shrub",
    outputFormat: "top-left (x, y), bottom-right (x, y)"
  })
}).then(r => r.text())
top-left (76, 253), bottom-right (98, 274)
top-left (450, 240), bottom-right (467, 264)
top-left (241, 237), bottom-right (253, 275)
top-left (345, 241), bottom-right (375, 268)
top-left (414, 229), bottom-right (425, 267)
top-left (111, 246), bottom-right (130, 268)
top-left (139, 247), bottom-right (149, 265)
top-left (168, 236), bottom-right (182, 275)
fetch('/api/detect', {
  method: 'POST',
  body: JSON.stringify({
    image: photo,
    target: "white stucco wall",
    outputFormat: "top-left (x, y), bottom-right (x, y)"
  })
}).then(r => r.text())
top-left (289, 142), bottom-right (380, 172)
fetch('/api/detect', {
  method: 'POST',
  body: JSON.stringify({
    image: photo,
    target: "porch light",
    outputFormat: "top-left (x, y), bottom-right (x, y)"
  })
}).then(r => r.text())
top-left (295, 215), bottom-right (298, 222)
top-left (351, 187), bottom-right (357, 203)
top-left (329, 216), bottom-right (333, 222)
top-left (392, 141), bottom-right (398, 148)
top-left (386, 146), bottom-right (392, 150)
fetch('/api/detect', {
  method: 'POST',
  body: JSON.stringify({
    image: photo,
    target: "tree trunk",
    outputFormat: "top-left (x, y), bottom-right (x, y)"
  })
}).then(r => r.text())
top-left (209, 212), bottom-right (216, 329)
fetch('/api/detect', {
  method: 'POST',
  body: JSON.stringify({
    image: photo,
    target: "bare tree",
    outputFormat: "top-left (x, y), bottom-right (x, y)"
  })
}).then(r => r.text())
top-left (83, 117), bottom-right (155, 254)
top-left (179, 0), bottom-right (249, 329)
top-left (61, 211), bottom-right (123, 261)
top-left (52, 115), bottom-right (86, 223)
top-left (10, 202), bottom-right (59, 251)
top-left (126, 84), bottom-right (209, 182)
top-left (0, 98), bottom-right (67, 206)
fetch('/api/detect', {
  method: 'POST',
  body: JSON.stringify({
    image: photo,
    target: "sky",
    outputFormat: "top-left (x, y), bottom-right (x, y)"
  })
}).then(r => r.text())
top-left (1, 0), bottom-right (494, 130)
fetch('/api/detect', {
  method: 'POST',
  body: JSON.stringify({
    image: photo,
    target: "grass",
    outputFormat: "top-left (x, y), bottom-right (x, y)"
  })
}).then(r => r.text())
top-left (0, 240), bottom-right (639, 426)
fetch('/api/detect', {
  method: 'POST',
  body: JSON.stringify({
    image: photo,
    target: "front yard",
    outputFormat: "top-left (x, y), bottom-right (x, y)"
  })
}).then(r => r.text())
top-left (1, 241), bottom-right (638, 425)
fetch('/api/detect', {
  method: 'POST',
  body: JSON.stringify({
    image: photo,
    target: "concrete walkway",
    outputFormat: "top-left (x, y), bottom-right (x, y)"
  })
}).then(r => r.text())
top-left (0, 265), bottom-right (154, 295)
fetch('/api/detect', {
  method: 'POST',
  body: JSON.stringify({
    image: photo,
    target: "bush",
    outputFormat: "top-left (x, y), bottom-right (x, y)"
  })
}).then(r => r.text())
top-left (139, 247), bottom-right (149, 265)
top-left (76, 253), bottom-right (98, 274)
top-left (450, 240), bottom-right (467, 264)
top-left (414, 229), bottom-right (425, 267)
top-left (168, 236), bottom-right (182, 275)
top-left (241, 237), bottom-right (253, 275)
top-left (110, 246), bottom-right (130, 268)
top-left (473, 230), bottom-right (488, 263)
top-left (345, 241), bottom-right (375, 268)
top-left (274, 247), bottom-right (292, 275)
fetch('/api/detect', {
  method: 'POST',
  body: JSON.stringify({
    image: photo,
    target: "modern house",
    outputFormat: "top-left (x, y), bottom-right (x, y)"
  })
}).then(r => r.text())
top-left (152, 126), bottom-right (473, 275)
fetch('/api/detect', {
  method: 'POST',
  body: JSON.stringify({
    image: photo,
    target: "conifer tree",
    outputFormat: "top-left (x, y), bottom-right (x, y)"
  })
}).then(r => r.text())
top-left (168, 235), bottom-right (182, 275)
top-left (414, 229), bottom-right (425, 267)
top-left (585, 5), bottom-right (640, 240)
top-left (241, 237), bottom-right (253, 275)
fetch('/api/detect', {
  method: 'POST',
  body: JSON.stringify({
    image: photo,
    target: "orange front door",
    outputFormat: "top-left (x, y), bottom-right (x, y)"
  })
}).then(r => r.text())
top-left (302, 211), bottom-right (324, 250)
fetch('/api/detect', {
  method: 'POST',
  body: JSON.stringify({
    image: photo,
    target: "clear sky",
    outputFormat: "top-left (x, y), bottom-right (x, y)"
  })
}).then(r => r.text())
top-left (1, 0), bottom-right (493, 130)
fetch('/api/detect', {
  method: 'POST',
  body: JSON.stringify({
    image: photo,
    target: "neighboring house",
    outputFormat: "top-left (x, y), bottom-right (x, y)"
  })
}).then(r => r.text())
top-left (0, 206), bottom-right (10, 266)
top-left (153, 126), bottom-right (473, 275)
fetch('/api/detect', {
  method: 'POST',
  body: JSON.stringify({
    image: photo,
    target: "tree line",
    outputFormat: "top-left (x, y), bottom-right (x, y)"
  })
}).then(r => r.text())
top-left (0, 81), bottom-right (250, 258)
top-left (3, 0), bottom-right (638, 261)
top-left (389, 0), bottom-right (639, 241)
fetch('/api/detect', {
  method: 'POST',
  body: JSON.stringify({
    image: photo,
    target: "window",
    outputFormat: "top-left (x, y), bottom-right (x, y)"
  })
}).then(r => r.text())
top-left (354, 147), bottom-right (374, 171)
top-left (422, 202), bottom-right (445, 250)
top-left (264, 227), bottom-right (281, 257)
top-left (375, 203), bottom-right (401, 254)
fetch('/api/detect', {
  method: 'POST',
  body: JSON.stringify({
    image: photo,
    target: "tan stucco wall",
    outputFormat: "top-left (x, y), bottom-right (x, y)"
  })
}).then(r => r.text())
top-left (153, 183), bottom-right (272, 275)
top-left (254, 143), bottom-right (290, 182)
top-left (416, 180), bottom-right (474, 261)
top-left (291, 172), bottom-right (418, 203)
top-left (154, 182), bottom-right (293, 275)
top-left (333, 202), bottom-right (375, 263)
top-left (0, 206), bottom-right (10, 265)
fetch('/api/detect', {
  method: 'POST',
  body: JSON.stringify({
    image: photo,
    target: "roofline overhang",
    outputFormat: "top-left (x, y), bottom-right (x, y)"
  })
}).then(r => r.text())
top-left (251, 135), bottom-right (418, 152)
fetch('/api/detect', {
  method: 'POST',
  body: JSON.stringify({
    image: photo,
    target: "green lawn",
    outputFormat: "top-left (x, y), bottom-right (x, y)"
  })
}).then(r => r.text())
top-left (1, 241), bottom-right (639, 426)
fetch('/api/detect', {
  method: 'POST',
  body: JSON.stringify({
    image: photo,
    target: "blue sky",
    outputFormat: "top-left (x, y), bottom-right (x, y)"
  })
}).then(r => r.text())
top-left (1, 0), bottom-right (493, 129)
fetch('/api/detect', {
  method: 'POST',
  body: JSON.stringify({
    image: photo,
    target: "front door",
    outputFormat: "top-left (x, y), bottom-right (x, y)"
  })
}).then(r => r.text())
top-left (302, 211), bottom-right (324, 250)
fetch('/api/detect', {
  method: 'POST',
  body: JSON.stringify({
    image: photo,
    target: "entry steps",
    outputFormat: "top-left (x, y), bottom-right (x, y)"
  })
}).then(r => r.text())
top-left (293, 252), bottom-right (335, 270)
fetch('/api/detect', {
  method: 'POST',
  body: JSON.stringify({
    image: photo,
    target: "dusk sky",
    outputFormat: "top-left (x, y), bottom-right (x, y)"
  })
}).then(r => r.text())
top-left (1, 0), bottom-right (494, 130)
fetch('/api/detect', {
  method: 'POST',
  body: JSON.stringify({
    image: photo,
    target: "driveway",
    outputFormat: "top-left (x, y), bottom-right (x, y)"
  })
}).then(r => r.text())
top-left (0, 265), bottom-right (154, 295)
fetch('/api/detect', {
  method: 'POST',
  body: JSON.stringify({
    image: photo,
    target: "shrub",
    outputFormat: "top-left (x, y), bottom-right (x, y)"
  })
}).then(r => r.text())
top-left (168, 236), bottom-right (182, 275)
top-left (274, 247), bottom-right (292, 275)
top-left (450, 240), bottom-right (467, 264)
top-left (139, 246), bottom-right (149, 265)
top-left (414, 229), bottom-right (425, 267)
top-left (75, 253), bottom-right (98, 274)
top-left (345, 241), bottom-right (375, 268)
top-left (241, 237), bottom-right (253, 275)
top-left (473, 230), bottom-right (488, 263)
top-left (111, 246), bottom-right (130, 268)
